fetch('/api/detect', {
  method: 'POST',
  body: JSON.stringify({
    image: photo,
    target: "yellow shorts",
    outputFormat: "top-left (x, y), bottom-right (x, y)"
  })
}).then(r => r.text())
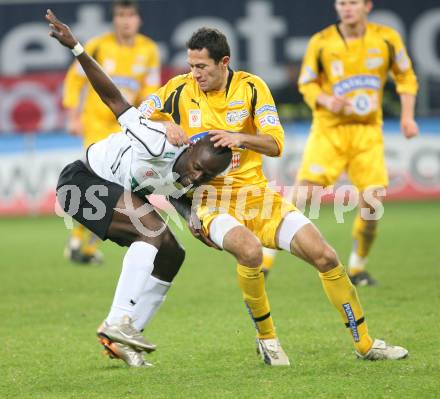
top-left (297, 123), bottom-right (388, 191)
top-left (196, 187), bottom-right (296, 249)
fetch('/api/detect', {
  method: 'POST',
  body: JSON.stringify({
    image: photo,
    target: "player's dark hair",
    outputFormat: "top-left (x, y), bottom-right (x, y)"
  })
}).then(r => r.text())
top-left (186, 28), bottom-right (231, 63)
top-left (196, 135), bottom-right (232, 168)
top-left (111, 0), bottom-right (140, 17)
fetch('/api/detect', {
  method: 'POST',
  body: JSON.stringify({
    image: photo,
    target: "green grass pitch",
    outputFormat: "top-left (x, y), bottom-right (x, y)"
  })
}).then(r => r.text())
top-left (1, 201), bottom-right (439, 398)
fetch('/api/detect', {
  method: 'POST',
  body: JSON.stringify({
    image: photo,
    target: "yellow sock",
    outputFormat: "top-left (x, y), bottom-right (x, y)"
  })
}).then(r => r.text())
top-left (71, 223), bottom-right (85, 241)
top-left (82, 231), bottom-right (101, 256)
top-left (261, 247), bottom-right (277, 272)
top-left (352, 215), bottom-right (377, 259)
top-left (319, 264), bottom-right (373, 355)
top-left (236, 264), bottom-right (276, 339)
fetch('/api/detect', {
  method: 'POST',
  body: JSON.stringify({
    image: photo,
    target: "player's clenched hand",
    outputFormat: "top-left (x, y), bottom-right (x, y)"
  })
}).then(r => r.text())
top-left (162, 121), bottom-right (189, 147)
top-left (45, 9), bottom-right (78, 49)
top-left (188, 212), bottom-right (221, 250)
top-left (401, 117), bottom-right (419, 139)
top-left (209, 130), bottom-right (243, 149)
top-left (319, 94), bottom-right (351, 114)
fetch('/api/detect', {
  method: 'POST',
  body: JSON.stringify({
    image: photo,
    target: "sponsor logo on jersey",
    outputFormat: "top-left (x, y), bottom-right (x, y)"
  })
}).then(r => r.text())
top-left (299, 66), bottom-right (317, 85)
top-left (366, 57), bottom-right (384, 69)
top-left (231, 152), bottom-right (241, 170)
top-left (333, 75), bottom-right (381, 96)
top-left (139, 96), bottom-right (159, 118)
top-left (113, 76), bottom-right (139, 91)
top-left (395, 49), bottom-right (410, 72)
top-left (226, 109), bottom-right (249, 125)
top-left (228, 100), bottom-right (245, 107)
top-left (256, 104), bottom-right (277, 116)
top-left (342, 303), bottom-right (360, 342)
top-left (331, 60), bottom-right (344, 77)
top-left (368, 48), bottom-right (381, 54)
top-left (132, 64), bottom-right (146, 74)
top-left (259, 113), bottom-right (280, 127)
top-left (164, 151), bottom-right (176, 159)
top-left (146, 68), bottom-right (161, 86)
top-left (189, 109), bottom-right (202, 128)
top-left (149, 95), bottom-right (162, 109)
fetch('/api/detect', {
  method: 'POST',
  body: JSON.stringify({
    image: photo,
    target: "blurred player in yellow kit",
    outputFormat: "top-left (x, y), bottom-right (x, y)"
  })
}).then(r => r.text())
top-left (262, 0), bottom-right (418, 286)
top-left (62, 0), bottom-right (161, 264)
top-left (137, 27), bottom-right (409, 365)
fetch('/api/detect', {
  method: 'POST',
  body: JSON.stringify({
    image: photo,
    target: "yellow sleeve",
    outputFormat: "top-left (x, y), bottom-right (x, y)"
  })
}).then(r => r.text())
top-left (138, 75), bottom-right (187, 122)
top-left (298, 34), bottom-right (324, 110)
top-left (62, 39), bottom-right (100, 110)
top-left (387, 29), bottom-right (418, 95)
top-left (252, 76), bottom-right (284, 156)
top-left (135, 40), bottom-right (161, 106)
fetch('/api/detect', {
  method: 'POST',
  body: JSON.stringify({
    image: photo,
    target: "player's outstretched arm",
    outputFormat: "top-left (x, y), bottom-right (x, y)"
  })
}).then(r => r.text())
top-left (45, 9), bottom-right (130, 118)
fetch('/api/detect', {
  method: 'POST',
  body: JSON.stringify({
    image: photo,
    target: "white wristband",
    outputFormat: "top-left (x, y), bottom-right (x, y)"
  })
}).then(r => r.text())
top-left (71, 43), bottom-right (84, 57)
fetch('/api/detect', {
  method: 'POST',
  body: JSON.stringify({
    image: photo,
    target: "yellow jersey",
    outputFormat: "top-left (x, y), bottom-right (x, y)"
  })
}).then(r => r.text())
top-left (63, 32), bottom-right (160, 146)
top-left (144, 70), bottom-right (284, 190)
top-left (298, 22), bottom-right (418, 128)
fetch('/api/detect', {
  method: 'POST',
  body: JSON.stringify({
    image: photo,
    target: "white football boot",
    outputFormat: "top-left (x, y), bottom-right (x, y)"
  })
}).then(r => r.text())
top-left (99, 337), bottom-right (153, 368)
top-left (97, 315), bottom-right (156, 353)
top-left (256, 337), bottom-right (290, 366)
top-left (356, 339), bottom-right (409, 360)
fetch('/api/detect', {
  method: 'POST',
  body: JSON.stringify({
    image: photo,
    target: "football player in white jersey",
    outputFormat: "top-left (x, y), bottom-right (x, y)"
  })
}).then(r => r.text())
top-left (48, 9), bottom-right (231, 367)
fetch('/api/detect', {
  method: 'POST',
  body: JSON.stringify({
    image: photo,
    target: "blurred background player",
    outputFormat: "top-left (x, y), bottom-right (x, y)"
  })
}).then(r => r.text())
top-left (262, 0), bottom-right (418, 285)
top-left (62, 0), bottom-right (161, 264)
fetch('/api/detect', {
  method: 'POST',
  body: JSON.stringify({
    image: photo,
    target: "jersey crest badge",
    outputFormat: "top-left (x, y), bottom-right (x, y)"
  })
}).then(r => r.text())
top-left (189, 109), bottom-right (201, 128)
top-left (352, 93), bottom-right (372, 116)
top-left (331, 60), bottom-right (344, 77)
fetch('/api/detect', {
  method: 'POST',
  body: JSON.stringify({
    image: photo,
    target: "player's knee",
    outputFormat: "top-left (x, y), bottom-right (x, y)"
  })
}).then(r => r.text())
top-left (314, 244), bottom-right (339, 272)
top-left (161, 228), bottom-right (186, 266)
top-left (237, 240), bottom-right (263, 268)
top-left (134, 218), bottom-right (168, 246)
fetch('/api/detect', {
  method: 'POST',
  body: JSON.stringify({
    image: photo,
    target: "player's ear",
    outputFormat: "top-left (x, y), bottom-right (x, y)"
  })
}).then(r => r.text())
top-left (365, 0), bottom-right (373, 13)
top-left (221, 56), bottom-right (230, 68)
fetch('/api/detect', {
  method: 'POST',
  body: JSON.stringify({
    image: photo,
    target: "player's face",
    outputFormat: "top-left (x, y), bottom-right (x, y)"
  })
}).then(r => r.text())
top-left (335, 0), bottom-right (372, 26)
top-left (113, 6), bottom-right (141, 39)
top-left (177, 148), bottom-right (221, 187)
top-left (187, 48), bottom-right (229, 92)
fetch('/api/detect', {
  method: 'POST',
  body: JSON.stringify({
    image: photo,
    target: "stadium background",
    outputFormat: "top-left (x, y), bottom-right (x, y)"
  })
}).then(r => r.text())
top-left (1, 0), bottom-right (440, 215)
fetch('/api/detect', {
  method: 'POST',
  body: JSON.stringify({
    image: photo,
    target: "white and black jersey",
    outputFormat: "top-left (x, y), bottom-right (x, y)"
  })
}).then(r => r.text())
top-left (87, 107), bottom-right (187, 197)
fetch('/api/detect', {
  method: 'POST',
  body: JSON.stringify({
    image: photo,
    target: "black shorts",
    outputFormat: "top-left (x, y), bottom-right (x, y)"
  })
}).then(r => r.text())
top-left (56, 160), bottom-right (124, 240)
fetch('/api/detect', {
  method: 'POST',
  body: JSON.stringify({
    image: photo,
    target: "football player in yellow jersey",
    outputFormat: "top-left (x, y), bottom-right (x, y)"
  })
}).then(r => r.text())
top-left (62, 0), bottom-right (161, 264)
top-left (138, 27), bottom-right (409, 364)
top-left (263, 0), bottom-right (418, 286)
